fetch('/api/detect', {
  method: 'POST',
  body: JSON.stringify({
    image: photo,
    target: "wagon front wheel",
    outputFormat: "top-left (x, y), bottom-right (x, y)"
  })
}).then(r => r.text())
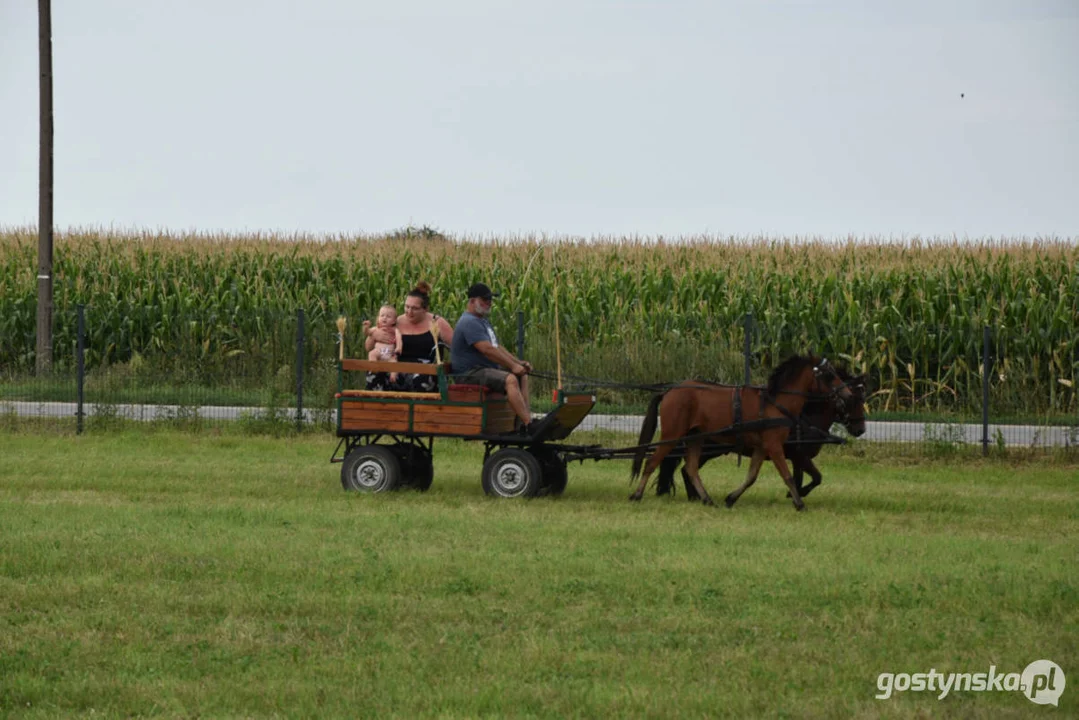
top-left (482, 448), bottom-right (543, 498)
top-left (341, 445), bottom-right (401, 493)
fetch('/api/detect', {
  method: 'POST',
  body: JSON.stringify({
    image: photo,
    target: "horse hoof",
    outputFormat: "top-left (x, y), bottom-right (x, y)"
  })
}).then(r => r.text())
top-left (702, 496), bottom-right (715, 507)
top-left (794, 502), bottom-right (806, 512)
top-left (628, 493), bottom-right (642, 502)
top-left (724, 495), bottom-right (736, 508)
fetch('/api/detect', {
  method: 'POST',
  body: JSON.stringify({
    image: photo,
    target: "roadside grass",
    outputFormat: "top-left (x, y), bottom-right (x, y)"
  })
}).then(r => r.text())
top-left (0, 429), bottom-right (1076, 718)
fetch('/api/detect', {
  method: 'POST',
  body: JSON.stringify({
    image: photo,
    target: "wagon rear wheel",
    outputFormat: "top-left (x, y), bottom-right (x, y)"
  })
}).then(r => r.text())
top-left (341, 445), bottom-right (401, 493)
top-left (482, 448), bottom-right (543, 498)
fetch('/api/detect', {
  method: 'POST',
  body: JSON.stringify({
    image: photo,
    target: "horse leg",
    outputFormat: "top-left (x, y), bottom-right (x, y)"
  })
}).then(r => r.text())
top-left (785, 454), bottom-right (805, 497)
top-left (683, 443), bottom-right (714, 506)
top-left (798, 458), bottom-right (822, 497)
top-left (683, 450), bottom-right (719, 502)
top-left (656, 454), bottom-right (679, 496)
top-left (724, 449), bottom-right (766, 508)
top-left (629, 438), bottom-right (678, 501)
top-left (680, 466), bottom-right (701, 501)
top-left (765, 443), bottom-right (805, 511)
top-left (685, 453), bottom-right (712, 501)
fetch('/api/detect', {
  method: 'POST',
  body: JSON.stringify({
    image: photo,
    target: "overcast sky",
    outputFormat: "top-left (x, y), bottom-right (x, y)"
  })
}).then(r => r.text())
top-left (1, 1), bottom-right (1077, 240)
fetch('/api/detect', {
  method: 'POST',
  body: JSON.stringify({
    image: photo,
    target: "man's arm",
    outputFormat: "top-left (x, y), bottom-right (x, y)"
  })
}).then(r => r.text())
top-left (473, 340), bottom-right (531, 375)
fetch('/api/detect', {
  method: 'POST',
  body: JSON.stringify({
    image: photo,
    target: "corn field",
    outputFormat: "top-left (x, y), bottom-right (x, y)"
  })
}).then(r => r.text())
top-left (1, 227), bottom-right (1076, 416)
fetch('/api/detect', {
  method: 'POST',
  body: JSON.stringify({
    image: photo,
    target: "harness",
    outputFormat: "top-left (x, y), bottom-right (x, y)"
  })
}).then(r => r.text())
top-left (755, 357), bottom-right (859, 448)
top-left (698, 359), bottom-right (853, 463)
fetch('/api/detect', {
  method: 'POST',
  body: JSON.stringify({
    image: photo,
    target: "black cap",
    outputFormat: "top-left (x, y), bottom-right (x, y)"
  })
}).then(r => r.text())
top-left (467, 282), bottom-right (499, 301)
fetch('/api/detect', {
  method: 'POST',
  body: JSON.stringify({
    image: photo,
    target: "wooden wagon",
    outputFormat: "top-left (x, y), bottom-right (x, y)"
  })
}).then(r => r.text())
top-left (331, 359), bottom-right (597, 498)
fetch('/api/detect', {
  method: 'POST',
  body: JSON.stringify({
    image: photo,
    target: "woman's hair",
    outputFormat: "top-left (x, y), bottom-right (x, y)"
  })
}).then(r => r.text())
top-left (407, 281), bottom-right (431, 310)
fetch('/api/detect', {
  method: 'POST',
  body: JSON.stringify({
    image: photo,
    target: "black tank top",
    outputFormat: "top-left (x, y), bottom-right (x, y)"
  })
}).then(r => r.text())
top-left (399, 329), bottom-right (437, 363)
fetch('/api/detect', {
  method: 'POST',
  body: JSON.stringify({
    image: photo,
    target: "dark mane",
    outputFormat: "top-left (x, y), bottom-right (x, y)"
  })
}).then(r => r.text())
top-left (766, 354), bottom-right (818, 397)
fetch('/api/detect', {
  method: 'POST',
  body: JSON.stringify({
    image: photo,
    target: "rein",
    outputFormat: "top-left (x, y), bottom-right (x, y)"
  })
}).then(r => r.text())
top-left (530, 359), bottom-right (863, 426)
top-left (527, 369), bottom-right (715, 394)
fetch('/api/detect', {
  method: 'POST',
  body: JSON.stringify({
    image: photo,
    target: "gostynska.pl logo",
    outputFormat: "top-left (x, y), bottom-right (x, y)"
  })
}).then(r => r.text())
top-left (876, 660), bottom-right (1064, 706)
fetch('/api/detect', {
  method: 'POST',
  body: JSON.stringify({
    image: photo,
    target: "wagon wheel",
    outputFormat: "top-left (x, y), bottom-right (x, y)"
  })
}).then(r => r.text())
top-left (481, 448), bottom-right (543, 498)
top-left (529, 446), bottom-right (568, 496)
top-left (341, 445), bottom-right (401, 493)
top-left (390, 443), bottom-right (434, 492)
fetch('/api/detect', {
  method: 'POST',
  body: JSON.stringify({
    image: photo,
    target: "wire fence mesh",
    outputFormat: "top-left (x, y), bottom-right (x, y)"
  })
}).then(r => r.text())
top-left (2, 305), bottom-right (1076, 457)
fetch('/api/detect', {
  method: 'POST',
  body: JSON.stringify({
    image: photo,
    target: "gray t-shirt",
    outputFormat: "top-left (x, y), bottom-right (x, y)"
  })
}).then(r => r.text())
top-left (451, 312), bottom-right (501, 374)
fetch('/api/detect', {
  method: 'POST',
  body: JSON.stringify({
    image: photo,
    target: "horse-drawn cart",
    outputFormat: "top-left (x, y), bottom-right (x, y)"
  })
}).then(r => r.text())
top-left (329, 317), bottom-right (860, 509)
top-left (330, 358), bottom-right (598, 498)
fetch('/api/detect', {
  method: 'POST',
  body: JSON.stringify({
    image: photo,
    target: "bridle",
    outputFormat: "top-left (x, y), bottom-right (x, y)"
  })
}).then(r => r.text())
top-left (774, 357), bottom-right (850, 400)
top-left (772, 358), bottom-right (863, 425)
top-left (811, 358), bottom-right (857, 421)
top-left (815, 360), bottom-right (868, 427)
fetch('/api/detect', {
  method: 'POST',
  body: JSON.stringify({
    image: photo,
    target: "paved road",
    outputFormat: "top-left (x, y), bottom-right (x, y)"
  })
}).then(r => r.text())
top-left (3, 400), bottom-right (1075, 448)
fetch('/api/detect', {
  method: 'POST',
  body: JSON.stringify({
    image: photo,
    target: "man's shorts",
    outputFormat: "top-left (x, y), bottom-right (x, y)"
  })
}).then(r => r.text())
top-left (458, 367), bottom-right (510, 392)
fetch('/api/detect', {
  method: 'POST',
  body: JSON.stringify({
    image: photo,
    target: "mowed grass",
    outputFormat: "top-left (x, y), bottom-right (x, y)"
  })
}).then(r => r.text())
top-left (0, 430), bottom-right (1076, 718)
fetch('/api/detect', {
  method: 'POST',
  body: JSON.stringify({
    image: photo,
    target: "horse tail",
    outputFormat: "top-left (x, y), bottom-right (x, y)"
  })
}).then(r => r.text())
top-left (630, 392), bottom-right (665, 481)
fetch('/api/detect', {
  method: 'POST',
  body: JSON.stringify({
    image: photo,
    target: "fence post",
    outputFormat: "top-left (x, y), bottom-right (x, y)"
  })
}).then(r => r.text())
top-left (76, 304), bottom-right (85, 434)
top-left (982, 325), bottom-right (991, 456)
top-left (296, 308), bottom-right (305, 431)
top-left (743, 313), bottom-right (752, 385)
top-left (517, 313), bottom-right (526, 362)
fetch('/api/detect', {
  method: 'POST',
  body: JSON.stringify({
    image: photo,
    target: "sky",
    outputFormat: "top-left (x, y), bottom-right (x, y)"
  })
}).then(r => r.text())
top-left (1, 0), bottom-right (1077, 240)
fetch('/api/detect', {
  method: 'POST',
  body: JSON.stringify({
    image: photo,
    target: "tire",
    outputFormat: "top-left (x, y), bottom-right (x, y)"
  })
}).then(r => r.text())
top-left (391, 443), bottom-right (434, 492)
top-left (341, 445), bottom-right (401, 493)
top-left (481, 448), bottom-right (543, 498)
top-left (530, 447), bottom-right (568, 496)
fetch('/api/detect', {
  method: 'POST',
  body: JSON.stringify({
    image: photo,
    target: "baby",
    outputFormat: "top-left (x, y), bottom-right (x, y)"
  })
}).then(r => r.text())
top-left (364, 305), bottom-right (403, 382)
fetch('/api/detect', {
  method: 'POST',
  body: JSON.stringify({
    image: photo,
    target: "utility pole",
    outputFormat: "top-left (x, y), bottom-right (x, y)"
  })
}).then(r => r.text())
top-left (36, 0), bottom-right (54, 374)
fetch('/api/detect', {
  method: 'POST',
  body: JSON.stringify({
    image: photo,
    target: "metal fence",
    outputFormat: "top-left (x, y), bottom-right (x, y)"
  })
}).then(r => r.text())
top-left (521, 312), bottom-right (1077, 455)
top-left (2, 305), bottom-right (1076, 456)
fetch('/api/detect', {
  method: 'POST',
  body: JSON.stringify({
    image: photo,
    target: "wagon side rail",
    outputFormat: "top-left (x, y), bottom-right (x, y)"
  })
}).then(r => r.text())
top-left (335, 358), bottom-right (520, 437)
top-left (338, 358), bottom-right (447, 397)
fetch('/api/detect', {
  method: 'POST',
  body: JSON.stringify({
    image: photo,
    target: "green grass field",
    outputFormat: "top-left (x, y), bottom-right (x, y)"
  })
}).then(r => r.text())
top-left (1, 429), bottom-right (1075, 718)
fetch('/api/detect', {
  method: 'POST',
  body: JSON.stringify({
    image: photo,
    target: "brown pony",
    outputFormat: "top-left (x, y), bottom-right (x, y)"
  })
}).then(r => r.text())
top-left (628, 354), bottom-right (854, 511)
top-left (656, 366), bottom-right (868, 500)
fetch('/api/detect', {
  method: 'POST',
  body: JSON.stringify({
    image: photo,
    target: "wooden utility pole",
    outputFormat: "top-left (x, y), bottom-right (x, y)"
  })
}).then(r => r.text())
top-left (36, 0), bottom-right (54, 374)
